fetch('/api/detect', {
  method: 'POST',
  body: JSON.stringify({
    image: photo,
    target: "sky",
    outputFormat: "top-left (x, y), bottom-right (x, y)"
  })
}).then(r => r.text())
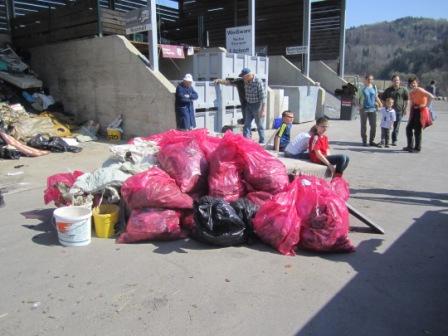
top-left (346, 0), bottom-right (448, 28)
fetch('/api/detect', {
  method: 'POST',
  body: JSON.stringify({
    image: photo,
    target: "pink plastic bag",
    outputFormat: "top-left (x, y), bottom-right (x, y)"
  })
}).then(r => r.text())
top-left (247, 191), bottom-right (273, 208)
top-left (117, 208), bottom-right (186, 243)
top-left (121, 167), bottom-right (193, 210)
top-left (229, 133), bottom-right (289, 193)
top-left (43, 171), bottom-right (84, 206)
top-left (295, 175), bottom-right (354, 253)
top-left (208, 133), bottom-right (246, 202)
top-left (199, 135), bottom-right (221, 159)
top-left (180, 210), bottom-right (195, 232)
top-left (157, 139), bottom-right (208, 193)
top-left (129, 129), bottom-right (208, 146)
top-left (252, 179), bottom-right (301, 256)
top-left (330, 177), bottom-right (350, 202)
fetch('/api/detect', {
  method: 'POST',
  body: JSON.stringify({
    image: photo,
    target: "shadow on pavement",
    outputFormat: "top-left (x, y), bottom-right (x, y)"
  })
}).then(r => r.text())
top-left (21, 208), bottom-right (60, 246)
top-left (151, 237), bottom-right (279, 255)
top-left (295, 209), bottom-right (448, 336)
top-left (351, 188), bottom-right (448, 207)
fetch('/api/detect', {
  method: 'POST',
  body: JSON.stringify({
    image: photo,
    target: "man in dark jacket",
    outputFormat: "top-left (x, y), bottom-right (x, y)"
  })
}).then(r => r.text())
top-left (382, 74), bottom-right (409, 146)
top-left (175, 74), bottom-right (198, 130)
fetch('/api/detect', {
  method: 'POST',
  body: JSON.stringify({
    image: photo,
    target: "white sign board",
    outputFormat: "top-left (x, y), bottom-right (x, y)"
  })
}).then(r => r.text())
top-left (124, 7), bottom-right (152, 35)
top-left (286, 45), bottom-right (308, 55)
top-left (226, 25), bottom-right (253, 55)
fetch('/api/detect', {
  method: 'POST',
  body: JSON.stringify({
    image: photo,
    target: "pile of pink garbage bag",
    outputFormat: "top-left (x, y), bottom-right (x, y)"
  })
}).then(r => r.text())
top-left (43, 129), bottom-right (354, 256)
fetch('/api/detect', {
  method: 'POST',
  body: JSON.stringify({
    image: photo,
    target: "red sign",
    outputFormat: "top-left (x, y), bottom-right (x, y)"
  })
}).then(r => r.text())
top-left (160, 44), bottom-right (185, 59)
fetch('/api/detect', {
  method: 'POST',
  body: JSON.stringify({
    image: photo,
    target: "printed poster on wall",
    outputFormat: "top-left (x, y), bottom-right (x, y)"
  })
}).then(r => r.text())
top-left (226, 25), bottom-right (253, 55)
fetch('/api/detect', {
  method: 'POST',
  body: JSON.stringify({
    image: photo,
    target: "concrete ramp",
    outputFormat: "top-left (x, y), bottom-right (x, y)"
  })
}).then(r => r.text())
top-left (30, 35), bottom-right (176, 138)
top-left (310, 61), bottom-right (349, 118)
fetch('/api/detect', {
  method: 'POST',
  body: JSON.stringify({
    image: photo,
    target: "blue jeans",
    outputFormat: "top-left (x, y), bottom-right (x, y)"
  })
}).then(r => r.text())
top-left (284, 151), bottom-right (310, 160)
top-left (327, 154), bottom-right (350, 174)
top-left (243, 102), bottom-right (265, 143)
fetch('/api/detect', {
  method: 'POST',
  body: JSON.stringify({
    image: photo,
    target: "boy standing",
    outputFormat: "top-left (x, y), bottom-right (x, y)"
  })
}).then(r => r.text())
top-left (378, 98), bottom-right (396, 148)
top-left (274, 111), bottom-right (294, 152)
top-left (382, 75), bottom-right (409, 146)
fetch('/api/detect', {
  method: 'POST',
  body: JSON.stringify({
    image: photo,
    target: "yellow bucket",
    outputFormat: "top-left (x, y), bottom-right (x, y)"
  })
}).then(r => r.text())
top-left (107, 128), bottom-right (122, 141)
top-left (92, 204), bottom-right (119, 238)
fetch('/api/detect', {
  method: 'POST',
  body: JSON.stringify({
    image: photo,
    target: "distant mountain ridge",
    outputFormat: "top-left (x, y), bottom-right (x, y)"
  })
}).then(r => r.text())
top-left (345, 17), bottom-right (448, 95)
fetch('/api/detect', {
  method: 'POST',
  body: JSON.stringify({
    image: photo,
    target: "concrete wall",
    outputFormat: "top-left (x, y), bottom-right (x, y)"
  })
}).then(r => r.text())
top-left (310, 60), bottom-right (347, 95)
top-left (269, 55), bottom-right (325, 119)
top-left (30, 35), bottom-right (176, 138)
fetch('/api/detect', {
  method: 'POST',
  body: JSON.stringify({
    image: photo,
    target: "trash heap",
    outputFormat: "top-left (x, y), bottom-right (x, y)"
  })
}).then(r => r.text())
top-left (44, 129), bottom-right (355, 255)
top-left (0, 45), bottom-right (105, 159)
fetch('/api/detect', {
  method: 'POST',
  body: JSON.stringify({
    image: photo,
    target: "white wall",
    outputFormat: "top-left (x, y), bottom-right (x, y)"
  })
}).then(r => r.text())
top-left (30, 35), bottom-right (176, 138)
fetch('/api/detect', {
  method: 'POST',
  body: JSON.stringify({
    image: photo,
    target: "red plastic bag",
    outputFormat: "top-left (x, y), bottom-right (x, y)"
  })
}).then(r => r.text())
top-left (157, 139), bottom-right (208, 193)
top-left (252, 179), bottom-right (301, 256)
top-left (117, 208), bottom-right (186, 243)
top-left (247, 191), bottom-right (273, 208)
top-left (420, 106), bottom-right (432, 129)
top-left (129, 129), bottom-right (208, 146)
top-left (208, 133), bottom-right (245, 202)
top-left (199, 135), bottom-right (221, 159)
top-left (295, 175), bottom-right (354, 253)
top-left (228, 132), bottom-right (289, 193)
top-left (180, 210), bottom-right (195, 232)
top-left (330, 177), bottom-right (350, 202)
top-left (121, 167), bottom-right (193, 210)
top-left (43, 171), bottom-right (84, 206)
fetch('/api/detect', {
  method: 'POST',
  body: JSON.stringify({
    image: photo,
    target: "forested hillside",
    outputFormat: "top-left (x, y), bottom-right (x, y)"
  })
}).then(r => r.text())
top-left (346, 17), bottom-right (448, 95)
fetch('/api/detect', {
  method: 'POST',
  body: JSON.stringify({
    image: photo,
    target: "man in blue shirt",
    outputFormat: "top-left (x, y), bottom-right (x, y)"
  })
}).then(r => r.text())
top-left (358, 74), bottom-right (381, 146)
top-left (175, 74), bottom-right (198, 130)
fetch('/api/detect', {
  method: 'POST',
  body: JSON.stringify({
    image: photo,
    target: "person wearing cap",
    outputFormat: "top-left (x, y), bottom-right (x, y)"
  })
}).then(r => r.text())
top-left (175, 74), bottom-right (198, 130)
top-left (240, 67), bottom-right (266, 144)
top-left (214, 71), bottom-right (247, 124)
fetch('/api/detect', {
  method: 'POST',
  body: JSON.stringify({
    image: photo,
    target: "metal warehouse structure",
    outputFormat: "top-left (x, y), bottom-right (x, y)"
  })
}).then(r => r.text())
top-left (0, 0), bottom-right (346, 75)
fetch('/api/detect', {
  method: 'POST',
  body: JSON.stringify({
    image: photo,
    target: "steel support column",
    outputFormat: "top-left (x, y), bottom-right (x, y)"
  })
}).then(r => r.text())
top-left (302, 0), bottom-right (311, 77)
top-left (338, 0), bottom-right (346, 78)
top-left (6, 0), bottom-right (15, 32)
top-left (248, 0), bottom-right (255, 56)
top-left (148, 0), bottom-right (159, 71)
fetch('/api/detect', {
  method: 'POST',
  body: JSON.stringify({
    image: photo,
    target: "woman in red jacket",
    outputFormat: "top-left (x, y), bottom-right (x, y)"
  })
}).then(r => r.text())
top-left (403, 76), bottom-right (434, 153)
top-left (309, 117), bottom-right (350, 177)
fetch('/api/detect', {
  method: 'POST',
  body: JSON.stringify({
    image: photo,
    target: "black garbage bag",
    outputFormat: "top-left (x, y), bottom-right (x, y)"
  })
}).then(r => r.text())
top-left (0, 146), bottom-right (21, 159)
top-left (230, 198), bottom-right (259, 233)
top-left (193, 196), bottom-right (247, 246)
top-left (27, 134), bottom-right (82, 153)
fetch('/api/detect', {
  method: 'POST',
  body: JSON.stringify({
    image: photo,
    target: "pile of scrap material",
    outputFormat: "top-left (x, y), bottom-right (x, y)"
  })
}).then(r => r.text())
top-left (0, 45), bottom-right (42, 89)
top-left (45, 129), bottom-right (355, 256)
top-left (0, 101), bottom-right (85, 158)
top-left (0, 45), bottom-right (100, 159)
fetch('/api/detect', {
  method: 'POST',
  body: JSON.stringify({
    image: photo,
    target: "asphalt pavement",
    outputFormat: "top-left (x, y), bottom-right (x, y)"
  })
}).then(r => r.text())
top-left (0, 101), bottom-right (447, 336)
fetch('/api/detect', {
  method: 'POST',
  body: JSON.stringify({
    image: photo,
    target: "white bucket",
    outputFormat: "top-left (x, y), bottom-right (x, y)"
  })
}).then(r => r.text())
top-left (53, 206), bottom-right (92, 247)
